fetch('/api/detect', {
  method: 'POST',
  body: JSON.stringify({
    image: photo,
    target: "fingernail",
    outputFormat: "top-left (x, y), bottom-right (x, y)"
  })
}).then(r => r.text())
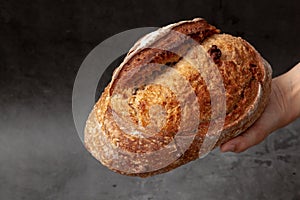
top-left (222, 144), bottom-right (236, 152)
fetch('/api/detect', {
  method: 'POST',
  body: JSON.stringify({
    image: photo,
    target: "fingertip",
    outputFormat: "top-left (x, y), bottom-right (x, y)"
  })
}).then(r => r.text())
top-left (220, 142), bottom-right (236, 152)
top-left (220, 136), bottom-right (245, 153)
top-left (233, 138), bottom-right (255, 153)
top-left (233, 144), bottom-right (247, 153)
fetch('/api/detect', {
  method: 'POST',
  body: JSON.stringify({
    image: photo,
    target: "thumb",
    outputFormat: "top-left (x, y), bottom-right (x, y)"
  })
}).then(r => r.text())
top-left (220, 123), bottom-right (270, 153)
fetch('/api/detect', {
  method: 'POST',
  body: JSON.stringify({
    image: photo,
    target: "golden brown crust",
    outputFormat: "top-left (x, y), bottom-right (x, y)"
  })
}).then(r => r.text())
top-left (110, 18), bottom-right (220, 95)
top-left (84, 18), bottom-right (272, 177)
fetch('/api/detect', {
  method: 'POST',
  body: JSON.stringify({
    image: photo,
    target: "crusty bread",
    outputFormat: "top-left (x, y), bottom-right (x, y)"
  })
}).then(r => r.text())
top-left (84, 18), bottom-right (272, 177)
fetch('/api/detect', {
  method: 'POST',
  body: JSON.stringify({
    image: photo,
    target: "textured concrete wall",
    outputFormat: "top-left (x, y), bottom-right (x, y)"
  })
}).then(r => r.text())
top-left (0, 0), bottom-right (299, 199)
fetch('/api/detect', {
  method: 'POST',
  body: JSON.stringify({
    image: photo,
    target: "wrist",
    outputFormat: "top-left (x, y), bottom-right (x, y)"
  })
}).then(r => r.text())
top-left (276, 63), bottom-right (300, 122)
top-left (289, 63), bottom-right (300, 119)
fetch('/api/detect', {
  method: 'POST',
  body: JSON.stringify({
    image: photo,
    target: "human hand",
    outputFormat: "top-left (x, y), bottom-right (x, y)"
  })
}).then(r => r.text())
top-left (221, 62), bottom-right (300, 153)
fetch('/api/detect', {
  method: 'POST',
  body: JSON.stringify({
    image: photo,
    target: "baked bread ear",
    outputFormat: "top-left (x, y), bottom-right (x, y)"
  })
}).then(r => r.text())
top-left (84, 18), bottom-right (272, 177)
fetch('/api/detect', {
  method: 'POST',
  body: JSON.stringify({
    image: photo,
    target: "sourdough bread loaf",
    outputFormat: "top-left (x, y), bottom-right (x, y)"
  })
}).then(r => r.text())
top-left (84, 18), bottom-right (272, 177)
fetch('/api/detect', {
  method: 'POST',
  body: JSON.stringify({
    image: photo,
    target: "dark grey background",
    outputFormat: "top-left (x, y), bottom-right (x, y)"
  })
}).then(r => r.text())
top-left (0, 0), bottom-right (299, 199)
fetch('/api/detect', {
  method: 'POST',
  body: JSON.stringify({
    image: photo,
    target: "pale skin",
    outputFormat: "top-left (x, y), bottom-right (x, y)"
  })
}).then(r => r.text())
top-left (221, 62), bottom-right (300, 153)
